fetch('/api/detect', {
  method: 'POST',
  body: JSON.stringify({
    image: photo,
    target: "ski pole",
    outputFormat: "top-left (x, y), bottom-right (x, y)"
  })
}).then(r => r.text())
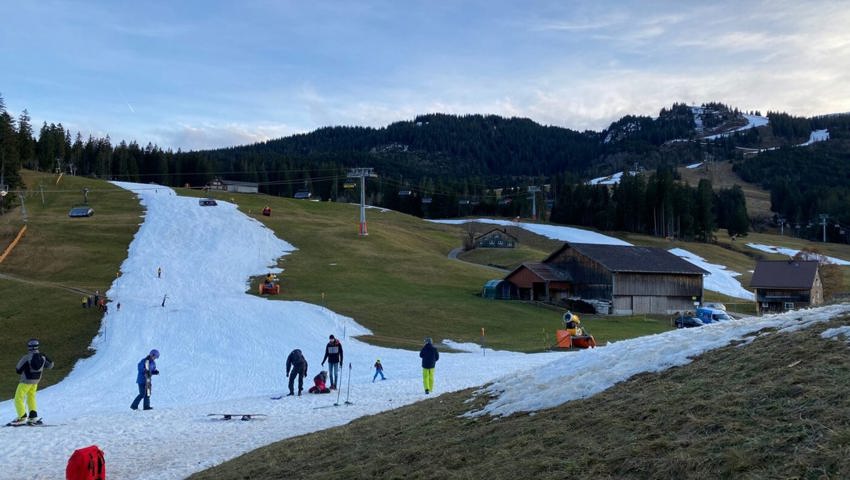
top-left (334, 367), bottom-right (343, 406)
top-left (344, 362), bottom-right (353, 405)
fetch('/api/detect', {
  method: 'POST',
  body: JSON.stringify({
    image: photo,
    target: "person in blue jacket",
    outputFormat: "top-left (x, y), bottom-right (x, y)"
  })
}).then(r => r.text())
top-left (131, 349), bottom-right (160, 410)
top-left (419, 337), bottom-right (439, 394)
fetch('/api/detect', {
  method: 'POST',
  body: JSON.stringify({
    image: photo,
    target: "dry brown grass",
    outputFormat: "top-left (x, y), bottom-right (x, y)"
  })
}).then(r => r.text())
top-left (190, 314), bottom-right (850, 480)
top-left (677, 161), bottom-right (772, 220)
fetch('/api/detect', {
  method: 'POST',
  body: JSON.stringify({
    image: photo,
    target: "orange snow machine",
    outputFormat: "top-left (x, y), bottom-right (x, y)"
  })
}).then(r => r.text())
top-left (555, 311), bottom-right (596, 349)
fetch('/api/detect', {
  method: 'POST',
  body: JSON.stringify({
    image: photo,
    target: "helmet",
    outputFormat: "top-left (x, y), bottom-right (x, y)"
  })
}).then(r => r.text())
top-left (27, 338), bottom-right (40, 351)
top-left (149, 349), bottom-right (160, 359)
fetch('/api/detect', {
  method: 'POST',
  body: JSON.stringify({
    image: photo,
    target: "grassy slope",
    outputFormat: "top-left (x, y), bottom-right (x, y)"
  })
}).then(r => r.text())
top-left (677, 160), bottom-right (773, 220)
top-left (190, 313), bottom-right (850, 480)
top-left (183, 191), bottom-right (668, 352)
top-left (0, 172), bottom-right (141, 397)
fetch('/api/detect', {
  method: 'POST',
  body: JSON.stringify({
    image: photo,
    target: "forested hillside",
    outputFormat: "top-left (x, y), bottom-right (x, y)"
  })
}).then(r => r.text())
top-left (3, 92), bottom-right (850, 243)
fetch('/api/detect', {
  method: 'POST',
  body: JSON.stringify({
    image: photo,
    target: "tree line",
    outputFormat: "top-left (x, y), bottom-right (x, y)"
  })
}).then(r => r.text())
top-left (3, 92), bottom-right (849, 243)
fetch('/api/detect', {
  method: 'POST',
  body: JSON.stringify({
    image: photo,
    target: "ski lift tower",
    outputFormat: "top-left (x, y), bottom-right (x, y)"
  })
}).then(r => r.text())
top-left (347, 167), bottom-right (376, 236)
top-left (528, 186), bottom-right (541, 221)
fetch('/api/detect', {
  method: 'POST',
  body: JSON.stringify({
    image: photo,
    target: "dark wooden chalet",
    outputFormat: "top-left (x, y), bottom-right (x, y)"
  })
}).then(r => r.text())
top-left (474, 228), bottom-right (518, 248)
top-left (749, 260), bottom-right (823, 314)
top-left (504, 262), bottom-right (572, 302)
top-left (505, 242), bottom-right (707, 314)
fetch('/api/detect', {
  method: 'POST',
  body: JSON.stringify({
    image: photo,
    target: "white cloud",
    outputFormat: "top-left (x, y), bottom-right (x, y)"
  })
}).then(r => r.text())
top-left (156, 122), bottom-right (303, 151)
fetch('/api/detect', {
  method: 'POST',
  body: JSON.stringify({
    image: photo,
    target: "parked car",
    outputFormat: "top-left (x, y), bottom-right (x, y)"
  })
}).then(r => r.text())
top-left (675, 315), bottom-right (704, 328)
top-left (696, 307), bottom-right (732, 323)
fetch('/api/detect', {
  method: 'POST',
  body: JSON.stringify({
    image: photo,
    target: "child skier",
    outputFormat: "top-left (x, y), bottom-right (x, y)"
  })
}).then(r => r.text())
top-left (372, 359), bottom-right (386, 382)
top-left (308, 371), bottom-right (331, 394)
top-left (10, 339), bottom-right (54, 426)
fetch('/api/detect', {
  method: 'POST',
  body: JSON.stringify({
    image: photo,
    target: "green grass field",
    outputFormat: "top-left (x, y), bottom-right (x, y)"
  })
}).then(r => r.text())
top-left (4, 171), bottom-right (850, 403)
top-left (0, 172), bottom-right (141, 396)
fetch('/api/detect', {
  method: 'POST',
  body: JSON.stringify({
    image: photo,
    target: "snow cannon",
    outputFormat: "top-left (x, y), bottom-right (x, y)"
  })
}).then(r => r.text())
top-left (555, 311), bottom-right (596, 349)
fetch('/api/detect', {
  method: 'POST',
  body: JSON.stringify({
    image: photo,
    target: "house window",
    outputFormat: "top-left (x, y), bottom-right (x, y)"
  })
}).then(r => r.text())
top-left (783, 302), bottom-right (794, 310)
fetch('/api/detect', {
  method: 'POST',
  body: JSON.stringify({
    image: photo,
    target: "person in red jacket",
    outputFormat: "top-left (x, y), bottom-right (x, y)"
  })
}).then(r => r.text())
top-left (308, 371), bottom-right (331, 394)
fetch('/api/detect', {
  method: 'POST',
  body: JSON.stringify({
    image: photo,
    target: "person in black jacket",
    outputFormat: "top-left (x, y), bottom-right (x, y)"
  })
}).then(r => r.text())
top-left (285, 349), bottom-right (308, 396)
top-left (321, 334), bottom-right (344, 390)
top-left (11, 339), bottom-right (54, 425)
top-left (419, 337), bottom-right (439, 394)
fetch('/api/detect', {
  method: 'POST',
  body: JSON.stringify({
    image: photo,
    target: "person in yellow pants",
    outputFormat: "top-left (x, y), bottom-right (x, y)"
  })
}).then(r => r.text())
top-left (10, 339), bottom-right (54, 426)
top-left (419, 337), bottom-right (439, 394)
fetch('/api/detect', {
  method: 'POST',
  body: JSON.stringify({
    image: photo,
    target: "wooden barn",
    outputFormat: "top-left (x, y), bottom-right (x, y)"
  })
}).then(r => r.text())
top-left (749, 260), bottom-right (823, 314)
top-left (503, 263), bottom-right (572, 302)
top-left (504, 242), bottom-right (708, 314)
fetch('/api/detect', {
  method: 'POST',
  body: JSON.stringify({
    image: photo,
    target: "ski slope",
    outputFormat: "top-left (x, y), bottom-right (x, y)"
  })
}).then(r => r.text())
top-left (0, 184), bottom-right (563, 480)
top-left (2, 186), bottom-right (848, 479)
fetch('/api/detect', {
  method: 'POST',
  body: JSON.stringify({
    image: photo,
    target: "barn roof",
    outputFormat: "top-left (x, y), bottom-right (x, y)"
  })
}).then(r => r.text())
top-left (750, 260), bottom-right (819, 289)
top-left (474, 228), bottom-right (518, 242)
top-left (545, 243), bottom-right (708, 275)
top-left (505, 262), bottom-right (573, 282)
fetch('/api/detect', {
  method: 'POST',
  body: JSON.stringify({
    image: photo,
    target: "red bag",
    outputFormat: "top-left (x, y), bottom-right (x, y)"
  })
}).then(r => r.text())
top-left (66, 445), bottom-right (106, 480)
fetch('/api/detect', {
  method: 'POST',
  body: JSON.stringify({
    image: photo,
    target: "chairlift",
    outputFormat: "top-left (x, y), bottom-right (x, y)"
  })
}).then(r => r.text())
top-left (68, 205), bottom-right (94, 217)
top-left (399, 189), bottom-right (413, 197)
top-left (422, 197), bottom-right (432, 204)
top-left (294, 190), bottom-right (312, 200)
top-left (343, 178), bottom-right (357, 189)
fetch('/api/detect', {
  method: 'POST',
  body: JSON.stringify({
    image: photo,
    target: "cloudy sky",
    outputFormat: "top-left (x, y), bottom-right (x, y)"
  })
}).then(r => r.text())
top-left (2, 0), bottom-right (849, 151)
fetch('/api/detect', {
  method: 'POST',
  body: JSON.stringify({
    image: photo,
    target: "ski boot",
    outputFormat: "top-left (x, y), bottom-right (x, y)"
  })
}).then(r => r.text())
top-left (27, 411), bottom-right (42, 425)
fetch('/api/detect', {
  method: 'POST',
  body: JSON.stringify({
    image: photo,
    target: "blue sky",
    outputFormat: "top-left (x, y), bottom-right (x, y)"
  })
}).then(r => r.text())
top-left (2, 0), bottom-right (849, 151)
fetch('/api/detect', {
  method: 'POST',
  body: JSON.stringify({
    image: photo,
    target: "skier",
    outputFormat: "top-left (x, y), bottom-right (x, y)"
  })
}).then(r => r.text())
top-left (419, 337), bottom-right (439, 394)
top-left (308, 371), bottom-right (331, 394)
top-left (131, 349), bottom-right (160, 410)
top-left (321, 334), bottom-right (344, 390)
top-left (9, 339), bottom-right (54, 426)
top-left (372, 359), bottom-right (386, 382)
top-left (285, 348), bottom-right (308, 396)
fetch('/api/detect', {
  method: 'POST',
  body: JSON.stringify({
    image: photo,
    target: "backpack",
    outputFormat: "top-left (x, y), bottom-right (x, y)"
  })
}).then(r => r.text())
top-left (66, 445), bottom-right (105, 480)
top-left (30, 353), bottom-right (45, 372)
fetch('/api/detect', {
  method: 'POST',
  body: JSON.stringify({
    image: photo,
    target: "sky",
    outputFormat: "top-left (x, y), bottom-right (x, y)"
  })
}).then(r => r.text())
top-left (2, 1), bottom-right (850, 151)
top-left (2, 183), bottom-right (849, 479)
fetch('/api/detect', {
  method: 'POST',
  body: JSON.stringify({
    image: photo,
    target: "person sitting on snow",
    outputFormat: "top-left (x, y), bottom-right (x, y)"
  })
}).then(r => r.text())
top-left (308, 371), bottom-right (331, 394)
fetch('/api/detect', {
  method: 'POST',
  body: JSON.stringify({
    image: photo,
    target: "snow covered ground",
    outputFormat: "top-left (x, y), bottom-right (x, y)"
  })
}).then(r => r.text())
top-left (746, 243), bottom-right (850, 266)
top-left (5, 187), bottom-right (841, 479)
top-left (703, 114), bottom-right (769, 140)
top-left (431, 218), bottom-right (754, 300)
top-left (798, 129), bottom-right (830, 146)
top-left (668, 248), bottom-right (754, 300)
top-left (472, 303), bottom-right (850, 417)
top-left (0, 184), bottom-right (563, 480)
top-left (431, 218), bottom-right (630, 246)
top-left (587, 171), bottom-right (625, 185)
